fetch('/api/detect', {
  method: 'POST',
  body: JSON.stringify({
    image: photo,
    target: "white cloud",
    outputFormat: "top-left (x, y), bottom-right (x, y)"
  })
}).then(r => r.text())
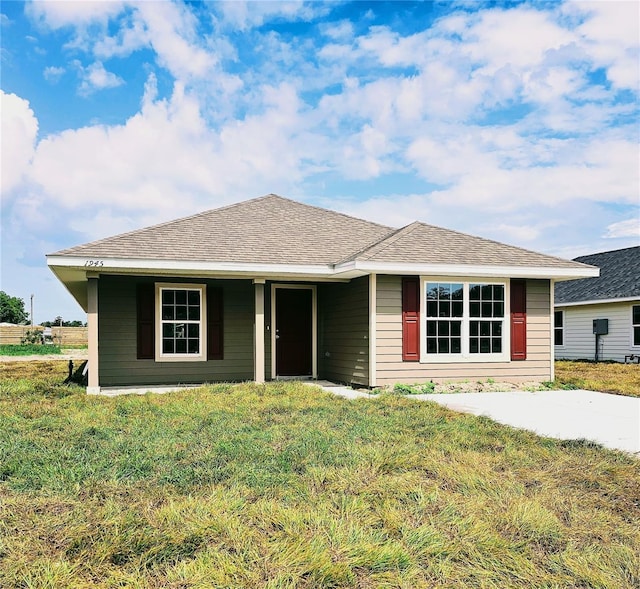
top-left (43, 65), bottom-right (65, 83)
top-left (77, 61), bottom-right (123, 94)
top-left (26, 0), bottom-right (126, 28)
top-left (214, 1), bottom-right (326, 31)
top-left (571, 0), bottom-right (640, 91)
top-left (134, 2), bottom-right (215, 80)
top-left (1, 91), bottom-right (38, 194)
top-left (603, 218), bottom-right (640, 239)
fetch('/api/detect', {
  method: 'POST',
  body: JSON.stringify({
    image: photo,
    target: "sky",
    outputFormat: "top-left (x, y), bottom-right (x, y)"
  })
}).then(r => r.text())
top-left (1, 0), bottom-right (638, 324)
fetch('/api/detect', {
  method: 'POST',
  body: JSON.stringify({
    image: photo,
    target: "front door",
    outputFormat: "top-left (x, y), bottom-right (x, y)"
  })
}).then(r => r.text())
top-left (275, 288), bottom-right (312, 376)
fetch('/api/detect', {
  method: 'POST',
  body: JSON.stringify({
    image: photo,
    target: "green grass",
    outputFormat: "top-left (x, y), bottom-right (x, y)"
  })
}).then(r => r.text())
top-left (555, 360), bottom-right (640, 397)
top-left (1, 362), bottom-right (639, 588)
top-left (0, 344), bottom-right (62, 356)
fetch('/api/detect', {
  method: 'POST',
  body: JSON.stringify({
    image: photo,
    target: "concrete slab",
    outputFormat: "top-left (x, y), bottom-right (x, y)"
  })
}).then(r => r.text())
top-left (316, 385), bottom-right (640, 457)
top-left (412, 390), bottom-right (640, 456)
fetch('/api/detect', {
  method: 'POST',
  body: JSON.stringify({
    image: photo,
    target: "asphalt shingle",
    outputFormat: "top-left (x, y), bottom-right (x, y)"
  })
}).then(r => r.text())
top-left (555, 246), bottom-right (640, 303)
top-left (51, 194), bottom-right (595, 272)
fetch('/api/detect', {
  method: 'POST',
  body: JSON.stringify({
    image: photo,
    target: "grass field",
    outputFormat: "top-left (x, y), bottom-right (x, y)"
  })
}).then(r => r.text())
top-left (555, 360), bottom-right (640, 397)
top-left (1, 362), bottom-right (639, 588)
top-left (0, 343), bottom-right (62, 356)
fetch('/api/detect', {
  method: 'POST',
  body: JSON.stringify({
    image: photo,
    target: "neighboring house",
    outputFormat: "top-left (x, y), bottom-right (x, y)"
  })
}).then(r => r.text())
top-left (47, 194), bottom-right (597, 393)
top-left (554, 246), bottom-right (640, 363)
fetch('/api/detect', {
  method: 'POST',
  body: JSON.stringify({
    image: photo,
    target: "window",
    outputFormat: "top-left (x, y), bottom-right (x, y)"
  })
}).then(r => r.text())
top-left (426, 282), bottom-right (463, 354)
top-left (633, 305), bottom-right (640, 347)
top-left (156, 284), bottom-right (206, 361)
top-left (554, 310), bottom-right (564, 346)
top-left (423, 280), bottom-right (507, 361)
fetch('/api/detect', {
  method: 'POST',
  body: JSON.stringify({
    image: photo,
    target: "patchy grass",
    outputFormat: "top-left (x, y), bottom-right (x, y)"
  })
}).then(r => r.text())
top-left (0, 344), bottom-right (62, 356)
top-left (555, 360), bottom-right (640, 397)
top-left (1, 362), bottom-right (639, 588)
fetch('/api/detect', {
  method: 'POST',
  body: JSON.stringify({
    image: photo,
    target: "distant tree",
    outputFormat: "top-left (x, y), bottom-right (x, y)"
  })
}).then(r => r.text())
top-left (42, 318), bottom-right (86, 327)
top-left (0, 291), bottom-right (29, 324)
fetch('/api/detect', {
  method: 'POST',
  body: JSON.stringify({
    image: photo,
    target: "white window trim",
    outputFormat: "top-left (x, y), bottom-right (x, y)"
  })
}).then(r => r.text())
top-left (419, 277), bottom-right (511, 363)
top-left (631, 304), bottom-right (640, 349)
top-left (554, 309), bottom-right (565, 348)
top-left (155, 283), bottom-right (207, 362)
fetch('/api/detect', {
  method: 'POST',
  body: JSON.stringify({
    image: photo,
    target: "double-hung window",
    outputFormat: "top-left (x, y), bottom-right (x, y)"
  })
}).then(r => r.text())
top-left (423, 280), bottom-right (508, 361)
top-left (633, 305), bottom-right (640, 347)
top-left (156, 284), bottom-right (206, 361)
top-left (554, 310), bottom-right (564, 346)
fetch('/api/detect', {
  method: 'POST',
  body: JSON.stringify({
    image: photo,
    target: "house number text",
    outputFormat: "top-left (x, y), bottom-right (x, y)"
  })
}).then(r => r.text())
top-left (84, 260), bottom-right (105, 267)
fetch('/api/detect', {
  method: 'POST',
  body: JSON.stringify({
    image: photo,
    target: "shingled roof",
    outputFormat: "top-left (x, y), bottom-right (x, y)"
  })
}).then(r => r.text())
top-left (52, 194), bottom-right (392, 265)
top-left (555, 246), bottom-right (640, 304)
top-left (51, 194), bottom-right (593, 272)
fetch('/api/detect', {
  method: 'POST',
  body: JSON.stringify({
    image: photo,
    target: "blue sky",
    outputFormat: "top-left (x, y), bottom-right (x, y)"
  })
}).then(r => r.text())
top-left (1, 0), bottom-right (638, 323)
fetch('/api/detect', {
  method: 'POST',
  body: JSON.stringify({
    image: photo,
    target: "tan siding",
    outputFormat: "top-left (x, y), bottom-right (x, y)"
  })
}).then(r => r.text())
top-left (555, 301), bottom-right (639, 362)
top-left (375, 276), bottom-right (552, 386)
top-left (99, 276), bottom-right (254, 386)
top-left (318, 277), bottom-right (369, 386)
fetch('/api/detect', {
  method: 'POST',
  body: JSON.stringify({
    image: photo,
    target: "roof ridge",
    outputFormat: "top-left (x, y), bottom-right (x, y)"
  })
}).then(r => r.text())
top-left (574, 245), bottom-right (640, 261)
top-left (344, 221), bottom-right (422, 263)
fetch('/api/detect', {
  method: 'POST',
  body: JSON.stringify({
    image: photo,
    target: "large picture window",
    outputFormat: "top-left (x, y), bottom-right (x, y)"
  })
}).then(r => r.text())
top-left (156, 284), bottom-right (206, 361)
top-left (633, 305), bottom-right (640, 347)
top-left (423, 280), bottom-right (508, 361)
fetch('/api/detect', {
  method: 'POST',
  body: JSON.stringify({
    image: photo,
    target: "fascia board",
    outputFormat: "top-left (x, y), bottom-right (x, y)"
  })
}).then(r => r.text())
top-left (555, 296), bottom-right (640, 308)
top-left (335, 260), bottom-right (600, 280)
top-left (46, 255), bottom-right (336, 276)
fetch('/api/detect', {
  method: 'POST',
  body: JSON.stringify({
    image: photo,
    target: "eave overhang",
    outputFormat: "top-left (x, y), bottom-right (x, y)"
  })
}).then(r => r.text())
top-left (555, 295), bottom-right (640, 308)
top-left (47, 254), bottom-right (599, 312)
top-left (334, 260), bottom-right (600, 280)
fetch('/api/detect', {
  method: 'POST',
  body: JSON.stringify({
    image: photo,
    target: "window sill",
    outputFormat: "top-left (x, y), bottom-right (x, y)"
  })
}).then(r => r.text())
top-left (420, 354), bottom-right (510, 364)
top-left (156, 354), bottom-right (207, 363)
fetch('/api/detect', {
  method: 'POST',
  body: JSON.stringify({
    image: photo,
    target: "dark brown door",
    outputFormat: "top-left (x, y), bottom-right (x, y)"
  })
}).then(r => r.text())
top-left (276, 288), bottom-right (312, 376)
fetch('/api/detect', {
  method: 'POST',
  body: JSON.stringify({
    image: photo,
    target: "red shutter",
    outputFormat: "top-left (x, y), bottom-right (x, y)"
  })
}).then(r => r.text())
top-left (137, 283), bottom-right (155, 359)
top-left (510, 279), bottom-right (527, 361)
top-left (207, 287), bottom-right (223, 360)
top-left (402, 277), bottom-right (420, 361)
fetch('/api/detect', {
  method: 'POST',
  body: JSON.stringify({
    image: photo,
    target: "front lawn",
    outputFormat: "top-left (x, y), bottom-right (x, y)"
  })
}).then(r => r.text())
top-left (555, 360), bottom-right (640, 397)
top-left (1, 363), bottom-right (638, 588)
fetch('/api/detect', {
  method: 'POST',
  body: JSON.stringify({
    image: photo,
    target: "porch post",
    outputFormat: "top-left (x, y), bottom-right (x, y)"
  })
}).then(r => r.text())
top-left (549, 279), bottom-right (555, 382)
top-left (87, 276), bottom-right (100, 394)
top-left (369, 273), bottom-right (377, 388)
top-left (254, 279), bottom-right (265, 383)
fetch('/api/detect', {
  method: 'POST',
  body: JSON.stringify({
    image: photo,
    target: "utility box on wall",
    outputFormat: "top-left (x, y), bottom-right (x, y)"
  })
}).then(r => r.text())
top-left (592, 319), bottom-right (609, 335)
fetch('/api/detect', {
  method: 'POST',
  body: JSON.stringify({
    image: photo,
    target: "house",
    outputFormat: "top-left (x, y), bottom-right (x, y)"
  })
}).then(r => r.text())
top-left (47, 194), bottom-right (598, 393)
top-left (554, 246), bottom-right (640, 363)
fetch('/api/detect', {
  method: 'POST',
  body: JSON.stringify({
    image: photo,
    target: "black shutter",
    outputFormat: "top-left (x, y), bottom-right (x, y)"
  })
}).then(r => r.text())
top-left (137, 283), bottom-right (155, 359)
top-left (208, 287), bottom-right (223, 360)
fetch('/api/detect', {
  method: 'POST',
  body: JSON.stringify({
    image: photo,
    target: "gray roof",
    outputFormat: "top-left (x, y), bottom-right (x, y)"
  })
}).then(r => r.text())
top-left (52, 194), bottom-right (392, 265)
top-left (555, 246), bottom-right (640, 304)
top-left (348, 221), bottom-right (584, 268)
top-left (51, 194), bottom-right (592, 271)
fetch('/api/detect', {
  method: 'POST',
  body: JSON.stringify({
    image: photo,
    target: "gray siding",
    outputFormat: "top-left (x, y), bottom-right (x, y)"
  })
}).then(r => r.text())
top-left (555, 301), bottom-right (639, 362)
top-left (319, 277), bottom-right (369, 386)
top-left (98, 276), bottom-right (254, 386)
top-left (375, 276), bottom-right (552, 386)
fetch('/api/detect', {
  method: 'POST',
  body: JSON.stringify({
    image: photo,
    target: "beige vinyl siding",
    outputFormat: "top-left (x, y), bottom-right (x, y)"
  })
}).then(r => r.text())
top-left (98, 275), bottom-right (254, 386)
top-left (555, 301), bottom-right (639, 362)
top-left (318, 277), bottom-right (369, 386)
top-left (375, 275), bottom-right (552, 386)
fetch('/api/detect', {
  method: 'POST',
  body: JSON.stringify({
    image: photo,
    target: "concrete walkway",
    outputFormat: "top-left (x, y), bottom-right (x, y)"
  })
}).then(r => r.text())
top-left (318, 385), bottom-right (640, 456)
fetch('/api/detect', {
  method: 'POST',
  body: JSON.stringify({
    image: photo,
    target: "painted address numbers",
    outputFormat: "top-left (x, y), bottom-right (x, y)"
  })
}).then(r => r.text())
top-left (84, 260), bottom-right (105, 267)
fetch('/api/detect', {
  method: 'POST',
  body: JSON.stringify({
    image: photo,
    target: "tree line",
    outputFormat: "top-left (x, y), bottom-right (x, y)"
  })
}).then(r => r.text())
top-left (0, 291), bottom-right (86, 326)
